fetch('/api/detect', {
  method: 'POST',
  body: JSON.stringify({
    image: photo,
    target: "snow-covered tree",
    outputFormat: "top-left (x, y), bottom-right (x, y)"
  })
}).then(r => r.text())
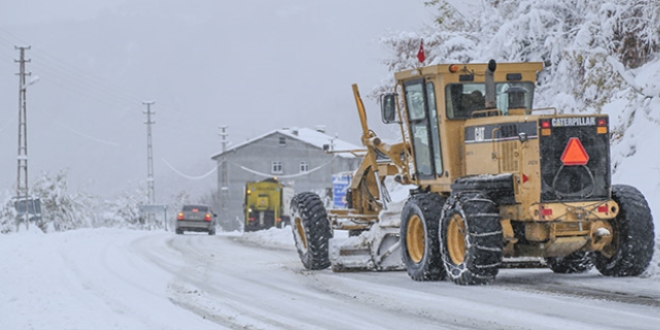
top-left (100, 183), bottom-right (149, 229)
top-left (31, 170), bottom-right (96, 232)
top-left (0, 191), bottom-right (19, 234)
top-left (376, 0), bottom-right (660, 163)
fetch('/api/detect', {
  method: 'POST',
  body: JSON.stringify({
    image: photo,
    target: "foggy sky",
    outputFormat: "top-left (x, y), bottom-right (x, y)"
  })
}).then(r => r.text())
top-left (0, 0), bottom-right (432, 200)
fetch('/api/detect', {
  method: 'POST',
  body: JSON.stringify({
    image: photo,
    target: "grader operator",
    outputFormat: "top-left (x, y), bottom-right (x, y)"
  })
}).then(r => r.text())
top-left (290, 60), bottom-right (654, 285)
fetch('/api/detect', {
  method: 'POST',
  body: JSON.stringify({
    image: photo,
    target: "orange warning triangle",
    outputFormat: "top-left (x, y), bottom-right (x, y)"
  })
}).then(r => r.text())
top-left (561, 137), bottom-right (589, 166)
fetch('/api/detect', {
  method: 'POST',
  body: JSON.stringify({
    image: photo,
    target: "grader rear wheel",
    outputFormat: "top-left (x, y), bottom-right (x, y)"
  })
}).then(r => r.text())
top-left (400, 193), bottom-right (447, 281)
top-left (446, 214), bottom-right (467, 266)
top-left (440, 193), bottom-right (503, 285)
top-left (592, 184), bottom-right (654, 276)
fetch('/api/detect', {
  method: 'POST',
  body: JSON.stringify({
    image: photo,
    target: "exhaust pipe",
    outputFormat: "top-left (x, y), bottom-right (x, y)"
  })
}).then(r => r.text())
top-left (485, 59), bottom-right (497, 108)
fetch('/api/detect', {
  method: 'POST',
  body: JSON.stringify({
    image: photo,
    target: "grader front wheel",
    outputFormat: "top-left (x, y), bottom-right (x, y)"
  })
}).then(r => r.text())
top-left (290, 192), bottom-right (332, 270)
top-left (406, 214), bottom-right (425, 264)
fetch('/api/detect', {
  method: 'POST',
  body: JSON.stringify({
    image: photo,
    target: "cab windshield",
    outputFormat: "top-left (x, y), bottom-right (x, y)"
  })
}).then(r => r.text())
top-left (445, 82), bottom-right (535, 119)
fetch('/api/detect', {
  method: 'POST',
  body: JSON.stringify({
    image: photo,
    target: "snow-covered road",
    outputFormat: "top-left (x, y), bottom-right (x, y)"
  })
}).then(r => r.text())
top-left (2, 227), bottom-right (660, 329)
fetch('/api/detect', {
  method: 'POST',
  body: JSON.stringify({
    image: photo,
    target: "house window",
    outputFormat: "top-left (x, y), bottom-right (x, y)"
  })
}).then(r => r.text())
top-left (279, 137), bottom-right (286, 145)
top-left (271, 161), bottom-right (283, 174)
top-left (300, 161), bottom-right (309, 172)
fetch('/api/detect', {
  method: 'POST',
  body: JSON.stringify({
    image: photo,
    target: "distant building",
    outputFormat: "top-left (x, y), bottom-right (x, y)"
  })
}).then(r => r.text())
top-left (210, 127), bottom-right (362, 230)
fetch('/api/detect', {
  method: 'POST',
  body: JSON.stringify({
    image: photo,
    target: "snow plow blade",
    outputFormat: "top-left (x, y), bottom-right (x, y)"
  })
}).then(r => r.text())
top-left (328, 204), bottom-right (407, 272)
top-left (329, 225), bottom-right (404, 272)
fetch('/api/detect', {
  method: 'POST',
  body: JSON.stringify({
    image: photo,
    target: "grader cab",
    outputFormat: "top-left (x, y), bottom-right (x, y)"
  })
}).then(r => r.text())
top-left (290, 60), bottom-right (655, 285)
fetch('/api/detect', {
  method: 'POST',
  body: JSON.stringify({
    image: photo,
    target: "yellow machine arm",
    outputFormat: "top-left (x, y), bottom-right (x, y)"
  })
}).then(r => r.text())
top-left (349, 84), bottom-right (412, 214)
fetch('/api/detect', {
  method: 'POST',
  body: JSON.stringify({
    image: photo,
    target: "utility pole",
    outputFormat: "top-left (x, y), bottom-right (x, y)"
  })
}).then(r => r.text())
top-left (16, 46), bottom-right (31, 231)
top-left (143, 101), bottom-right (156, 205)
top-left (218, 126), bottom-right (229, 219)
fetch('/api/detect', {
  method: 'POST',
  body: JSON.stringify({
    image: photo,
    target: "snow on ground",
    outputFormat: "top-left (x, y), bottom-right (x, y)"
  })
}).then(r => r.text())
top-left (2, 226), bottom-right (660, 329)
top-left (0, 227), bottom-right (218, 329)
top-left (6, 170), bottom-right (660, 329)
top-left (238, 226), bottom-right (294, 249)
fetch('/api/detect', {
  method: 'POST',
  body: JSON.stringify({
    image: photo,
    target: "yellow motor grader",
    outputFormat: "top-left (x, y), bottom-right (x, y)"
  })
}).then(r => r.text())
top-left (290, 60), bottom-right (655, 285)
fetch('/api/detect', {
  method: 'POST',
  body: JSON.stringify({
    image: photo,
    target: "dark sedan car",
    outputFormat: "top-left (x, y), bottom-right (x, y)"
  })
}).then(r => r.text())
top-left (175, 204), bottom-right (217, 235)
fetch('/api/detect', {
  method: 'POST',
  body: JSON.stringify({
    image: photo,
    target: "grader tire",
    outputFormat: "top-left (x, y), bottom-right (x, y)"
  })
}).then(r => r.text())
top-left (592, 184), bottom-right (655, 277)
top-left (440, 193), bottom-right (503, 285)
top-left (400, 193), bottom-right (447, 281)
top-left (290, 192), bottom-right (332, 270)
top-left (545, 250), bottom-right (593, 274)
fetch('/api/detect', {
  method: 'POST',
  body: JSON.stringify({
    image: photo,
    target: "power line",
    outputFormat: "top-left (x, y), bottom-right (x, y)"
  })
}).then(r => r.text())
top-left (0, 27), bottom-right (184, 119)
top-left (0, 28), bottom-right (145, 105)
top-left (0, 29), bottom-right (168, 118)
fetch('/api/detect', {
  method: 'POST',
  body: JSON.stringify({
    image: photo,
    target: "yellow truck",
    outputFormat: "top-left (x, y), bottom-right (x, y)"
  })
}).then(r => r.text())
top-left (244, 178), bottom-right (294, 232)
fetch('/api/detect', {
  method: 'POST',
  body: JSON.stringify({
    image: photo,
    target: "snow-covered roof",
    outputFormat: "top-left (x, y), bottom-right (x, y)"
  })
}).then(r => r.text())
top-left (211, 127), bottom-right (363, 159)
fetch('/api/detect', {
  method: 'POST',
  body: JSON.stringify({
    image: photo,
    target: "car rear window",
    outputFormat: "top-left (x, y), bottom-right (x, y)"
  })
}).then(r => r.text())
top-left (182, 205), bottom-right (208, 212)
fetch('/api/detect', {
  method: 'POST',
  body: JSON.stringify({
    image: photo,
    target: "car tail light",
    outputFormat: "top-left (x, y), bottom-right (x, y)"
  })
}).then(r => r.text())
top-left (177, 212), bottom-right (184, 220)
top-left (204, 213), bottom-right (212, 221)
top-left (249, 217), bottom-right (255, 222)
